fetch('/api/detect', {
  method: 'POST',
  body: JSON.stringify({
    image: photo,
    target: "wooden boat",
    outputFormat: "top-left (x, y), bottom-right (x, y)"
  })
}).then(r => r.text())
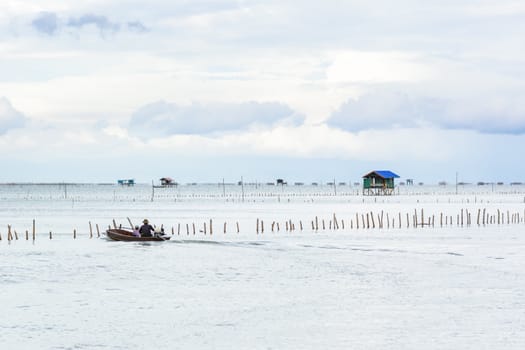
top-left (106, 228), bottom-right (171, 242)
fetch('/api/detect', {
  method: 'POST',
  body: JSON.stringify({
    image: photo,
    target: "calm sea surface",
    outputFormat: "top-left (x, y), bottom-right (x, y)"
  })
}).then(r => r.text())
top-left (1, 184), bottom-right (525, 349)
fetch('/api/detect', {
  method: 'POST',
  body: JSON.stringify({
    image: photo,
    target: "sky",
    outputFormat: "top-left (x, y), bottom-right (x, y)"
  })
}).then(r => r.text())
top-left (1, 0), bottom-right (525, 184)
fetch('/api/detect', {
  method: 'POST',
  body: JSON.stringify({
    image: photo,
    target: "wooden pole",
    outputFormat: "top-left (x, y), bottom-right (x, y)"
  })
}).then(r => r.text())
top-left (178, 223), bottom-right (181, 235)
top-left (236, 222), bottom-right (240, 233)
top-left (257, 218), bottom-right (260, 234)
top-left (32, 219), bottom-right (36, 241)
top-left (25, 230), bottom-right (28, 240)
top-left (223, 222), bottom-right (227, 234)
top-left (192, 223), bottom-right (196, 235)
top-left (49, 231), bottom-right (52, 239)
top-left (89, 221), bottom-right (93, 239)
top-left (14, 230), bottom-right (18, 240)
top-left (186, 223), bottom-right (189, 235)
top-left (73, 229), bottom-right (76, 239)
top-left (112, 219), bottom-right (117, 229)
top-left (210, 219), bottom-right (213, 235)
top-left (96, 224), bottom-right (100, 237)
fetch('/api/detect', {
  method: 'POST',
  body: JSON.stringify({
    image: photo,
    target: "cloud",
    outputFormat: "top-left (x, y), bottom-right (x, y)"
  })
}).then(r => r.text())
top-left (127, 21), bottom-right (149, 33)
top-left (31, 12), bottom-right (59, 35)
top-left (0, 97), bottom-right (27, 134)
top-left (67, 14), bottom-right (120, 33)
top-left (128, 100), bottom-right (302, 136)
top-left (327, 88), bottom-right (525, 134)
top-left (29, 12), bottom-right (148, 36)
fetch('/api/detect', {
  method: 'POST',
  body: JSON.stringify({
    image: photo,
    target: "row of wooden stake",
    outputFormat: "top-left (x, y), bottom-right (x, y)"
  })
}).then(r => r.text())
top-left (1, 208), bottom-right (524, 241)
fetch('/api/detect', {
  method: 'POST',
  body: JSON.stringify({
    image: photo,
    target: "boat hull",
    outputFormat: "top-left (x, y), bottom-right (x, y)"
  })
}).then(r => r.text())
top-left (106, 229), bottom-right (171, 242)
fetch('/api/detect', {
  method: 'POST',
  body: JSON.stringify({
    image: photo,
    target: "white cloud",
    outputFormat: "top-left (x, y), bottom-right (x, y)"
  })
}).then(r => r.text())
top-left (326, 51), bottom-right (433, 84)
top-left (0, 97), bottom-right (26, 134)
top-left (128, 100), bottom-right (302, 136)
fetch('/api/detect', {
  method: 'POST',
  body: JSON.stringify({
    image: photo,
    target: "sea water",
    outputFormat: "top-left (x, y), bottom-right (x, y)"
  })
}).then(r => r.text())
top-left (1, 184), bottom-right (525, 349)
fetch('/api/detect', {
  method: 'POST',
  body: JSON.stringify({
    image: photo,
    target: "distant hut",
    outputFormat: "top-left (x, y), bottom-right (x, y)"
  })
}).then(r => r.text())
top-left (160, 177), bottom-right (175, 186)
top-left (276, 179), bottom-right (287, 185)
top-left (362, 170), bottom-right (400, 195)
top-left (117, 179), bottom-right (135, 186)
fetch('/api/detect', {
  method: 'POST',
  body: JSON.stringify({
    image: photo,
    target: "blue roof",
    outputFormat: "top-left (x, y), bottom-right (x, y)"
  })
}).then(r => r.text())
top-left (363, 170), bottom-right (400, 179)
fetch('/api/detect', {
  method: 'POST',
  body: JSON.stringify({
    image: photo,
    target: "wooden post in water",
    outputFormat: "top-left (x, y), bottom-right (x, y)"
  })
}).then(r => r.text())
top-left (186, 224), bottom-right (189, 235)
top-left (49, 231), bottom-right (52, 239)
top-left (203, 222), bottom-right (207, 235)
top-left (210, 219), bottom-right (213, 235)
top-left (482, 208), bottom-right (486, 225)
top-left (356, 213), bottom-right (359, 229)
top-left (315, 216), bottom-right (319, 231)
top-left (73, 229), bottom-right (76, 239)
top-left (236, 222), bottom-right (240, 233)
top-left (300, 221), bottom-right (303, 231)
top-left (89, 222), bottom-right (93, 239)
top-left (14, 230), bottom-right (18, 240)
top-left (223, 222), bottom-right (227, 234)
top-left (25, 230), bottom-right (28, 240)
top-left (192, 223), bottom-right (196, 235)
top-left (32, 219), bottom-right (36, 241)
top-left (477, 209), bottom-right (481, 226)
top-left (96, 224), bottom-right (100, 237)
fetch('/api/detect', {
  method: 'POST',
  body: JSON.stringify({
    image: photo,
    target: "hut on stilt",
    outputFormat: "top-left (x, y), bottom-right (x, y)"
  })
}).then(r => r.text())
top-left (362, 170), bottom-right (400, 195)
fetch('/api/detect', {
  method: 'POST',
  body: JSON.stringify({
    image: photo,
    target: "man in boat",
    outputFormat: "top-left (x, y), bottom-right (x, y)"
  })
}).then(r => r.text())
top-left (139, 219), bottom-right (155, 237)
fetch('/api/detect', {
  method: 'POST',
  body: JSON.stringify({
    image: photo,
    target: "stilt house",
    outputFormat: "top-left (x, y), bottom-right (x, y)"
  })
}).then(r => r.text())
top-left (362, 170), bottom-right (400, 195)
